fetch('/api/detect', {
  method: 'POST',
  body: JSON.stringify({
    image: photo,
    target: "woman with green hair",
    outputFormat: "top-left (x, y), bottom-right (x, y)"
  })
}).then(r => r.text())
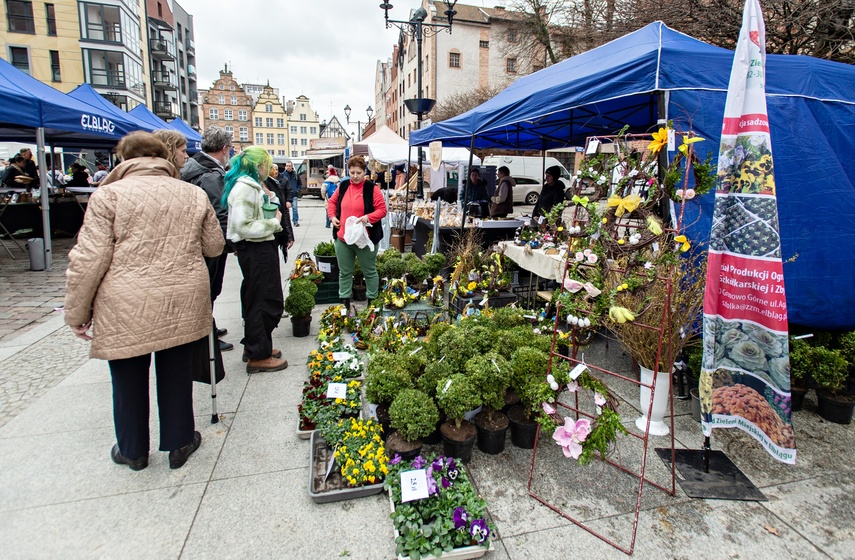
top-left (223, 147), bottom-right (288, 373)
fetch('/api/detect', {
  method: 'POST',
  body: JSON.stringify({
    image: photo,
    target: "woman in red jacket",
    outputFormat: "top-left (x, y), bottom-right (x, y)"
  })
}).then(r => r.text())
top-left (327, 155), bottom-right (387, 310)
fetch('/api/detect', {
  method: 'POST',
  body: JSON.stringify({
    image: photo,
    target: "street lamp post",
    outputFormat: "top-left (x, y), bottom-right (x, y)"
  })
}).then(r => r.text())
top-left (344, 104), bottom-right (374, 142)
top-left (381, 2), bottom-right (457, 199)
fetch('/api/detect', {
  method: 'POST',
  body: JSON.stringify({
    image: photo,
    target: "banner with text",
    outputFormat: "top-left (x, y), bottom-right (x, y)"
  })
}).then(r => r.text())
top-left (700, 0), bottom-right (795, 464)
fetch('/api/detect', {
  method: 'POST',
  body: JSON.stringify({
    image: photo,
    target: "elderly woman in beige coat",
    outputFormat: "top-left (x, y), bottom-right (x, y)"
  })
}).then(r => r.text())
top-left (64, 131), bottom-right (224, 472)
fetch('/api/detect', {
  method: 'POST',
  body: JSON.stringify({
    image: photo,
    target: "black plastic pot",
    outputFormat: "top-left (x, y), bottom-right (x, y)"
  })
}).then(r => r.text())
top-left (790, 387), bottom-right (808, 412)
top-left (817, 392), bottom-right (855, 424)
top-left (474, 411), bottom-right (509, 455)
top-left (440, 421), bottom-right (477, 463)
top-left (352, 284), bottom-right (367, 302)
top-left (507, 406), bottom-right (538, 449)
top-left (376, 405), bottom-right (394, 441)
top-left (423, 416), bottom-right (445, 445)
top-left (291, 315), bottom-right (312, 338)
top-left (314, 254), bottom-right (339, 282)
top-left (846, 375), bottom-right (855, 397)
top-left (385, 433), bottom-right (423, 462)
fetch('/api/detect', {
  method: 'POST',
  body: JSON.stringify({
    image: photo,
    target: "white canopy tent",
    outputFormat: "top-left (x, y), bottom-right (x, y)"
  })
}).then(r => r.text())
top-left (352, 125), bottom-right (406, 156)
top-left (367, 143), bottom-right (481, 167)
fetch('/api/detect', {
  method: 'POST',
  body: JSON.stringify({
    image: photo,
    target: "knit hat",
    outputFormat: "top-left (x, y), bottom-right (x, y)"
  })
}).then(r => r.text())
top-left (328, 167), bottom-right (338, 176)
top-left (545, 166), bottom-right (561, 180)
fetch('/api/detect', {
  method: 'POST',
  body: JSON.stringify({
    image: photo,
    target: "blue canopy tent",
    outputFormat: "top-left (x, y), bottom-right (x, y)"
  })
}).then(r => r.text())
top-left (129, 105), bottom-right (200, 152)
top-left (166, 118), bottom-right (202, 153)
top-left (410, 22), bottom-right (855, 329)
top-left (67, 84), bottom-right (158, 135)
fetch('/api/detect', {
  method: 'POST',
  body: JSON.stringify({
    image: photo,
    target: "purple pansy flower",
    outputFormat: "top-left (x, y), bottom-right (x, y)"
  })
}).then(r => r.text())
top-left (388, 454), bottom-right (402, 465)
top-left (470, 519), bottom-right (490, 543)
top-left (453, 507), bottom-right (469, 530)
top-left (442, 476), bottom-right (452, 488)
top-left (432, 457), bottom-right (445, 471)
top-left (425, 466), bottom-right (438, 495)
top-left (411, 455), bottom-right (427, 469)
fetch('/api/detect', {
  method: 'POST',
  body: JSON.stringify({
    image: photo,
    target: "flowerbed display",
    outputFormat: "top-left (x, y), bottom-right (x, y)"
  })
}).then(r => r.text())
top-left (385, 453), bottom-right (495, 560)
top-left (307, 339), bottom-right (363, 380)
top-left (298, 374), bottom-right (362, 433)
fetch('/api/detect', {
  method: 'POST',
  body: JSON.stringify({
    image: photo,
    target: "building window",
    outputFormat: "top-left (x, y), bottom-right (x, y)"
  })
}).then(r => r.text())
top-left (508, 29), bottom-right (518, 43)
top-left (265, 104), bottom-right (273, 113)
top-left (290, 138), bottom-right (297, 145)
top-left (84, 49), bottom-right (144, 94)
top-left (254, 117), bottom-right (262, 127)
top-left (218, 94), bottom-right (225, 104)
top-left (265, 117), bottom-right (273, 128)
top-left (299, 126), bottom-right (306, 134)
top-left (231, 95), bottom-right (237, 105)
top-left (479, 40), bottom-right (489, 48)
top-left (268, 149), bottom-right (274, 155)
top-left (291, 150), bottom-right (297, 157)
top-left (310, 126), bottom-right (317, 134)
top-left (238, 109), bottom-right (247, 121)
top-left (209, 108), bottom-right (218, 120)
top-left (6, 0), bottom-right (35, 34)
top-left (301, 139), bottom-right (307, 146)
top-left (9, 46), bottom-right (30, 74)
top-left (255, 133), bottom-right (263, 144)
top-left (277, 134), bottom-right (285, 145)
top-left (219, 84), bottom-right (224, 90)
top-left (277, 150), bottom-right (285, 156)
top-left (276, 118), bottom-right (284, 128)
top-left (506, 57), bottom-right (517, 74)
top-left (300, 114), bottom-right (306, 121)
top-left (290, 126), bottom-right (297, 133)
top-left (49, 50), bottom-right (60, 81)
top-left (239, 126), bottom-right (248, 142)
top-left (224, 109), bottom-right (233, 120)
top-left (230, 84), bottom-right (235, 91)
top-left (266, 133), bottom-right (274, 145)
top-left (448, 51), bottom-right (460, 68)
top-left (225, 125), bottom-right (234, 139)
top-left (45, 3), bottom-right (56, 35)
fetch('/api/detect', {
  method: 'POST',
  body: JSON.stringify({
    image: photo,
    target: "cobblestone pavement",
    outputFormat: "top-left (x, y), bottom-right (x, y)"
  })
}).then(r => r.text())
top-left (0, 237), bottom-right (75, 342)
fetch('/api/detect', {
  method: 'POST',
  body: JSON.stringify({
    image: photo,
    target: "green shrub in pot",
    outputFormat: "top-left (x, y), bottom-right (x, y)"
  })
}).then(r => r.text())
top-left (423, 253), bottom-right (447, 277)
top-left (406, 258), bottom-right (431, 284)
top-left (389, 389), bottom-right (439, 442)
top-left (313, 241), bottom-right (336, 257)
top-left (365, 362), bottom-right (413, 407)
top-left (418, 360), bottom-right (454, 399)
top-left (284, 279), bottom-right (317, 318)
top-left (436, 375), bottom-right (481, 429)
top-left (510, 347), bottom-right (550, 419)
top-left (466, 352), bottom-right (512, 423)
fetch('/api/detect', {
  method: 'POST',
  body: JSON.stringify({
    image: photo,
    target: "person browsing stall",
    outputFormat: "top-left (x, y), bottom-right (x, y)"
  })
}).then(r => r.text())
top-left (327, 155), bottom-right (387, 311)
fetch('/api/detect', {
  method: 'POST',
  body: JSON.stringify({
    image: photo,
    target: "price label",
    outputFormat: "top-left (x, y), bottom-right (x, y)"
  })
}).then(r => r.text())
top-left (318, 261), bottom-right (332, 273)
top-left (340, 307), bottom-right (347, 316)
top-left (667, 129), bottom-right (676, 152)
top-left (586, 138), bottom-right (600, 155)
top-left (400, 469), bottom-right (429, 503)
top-left (326, 383), bottom-right (347, 399)
top-left (367, 403), bottom-right (379, 420)
top-left (569, 363), bottom-right (588, 380)
top-left (332, 352), bottom-right (351, 362)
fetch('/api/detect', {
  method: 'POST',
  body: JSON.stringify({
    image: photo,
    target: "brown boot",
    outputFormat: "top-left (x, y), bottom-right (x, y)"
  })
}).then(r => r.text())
top-left (246, 356), bottom-right (289, 374)
top-left (243, 348), bottom-right (282, 363)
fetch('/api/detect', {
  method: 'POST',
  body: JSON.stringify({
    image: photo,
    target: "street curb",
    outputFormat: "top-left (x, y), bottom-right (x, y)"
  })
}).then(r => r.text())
top-left (0, 313), bottom-right (67, 360)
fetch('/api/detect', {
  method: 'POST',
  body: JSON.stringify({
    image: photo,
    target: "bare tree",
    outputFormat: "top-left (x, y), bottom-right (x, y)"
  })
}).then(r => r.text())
top-left (432, 85), bottom-right (507, 122)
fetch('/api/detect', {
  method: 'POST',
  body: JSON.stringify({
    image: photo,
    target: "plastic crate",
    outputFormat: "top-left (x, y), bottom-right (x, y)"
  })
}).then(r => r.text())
top-left (450, 291), bottom-right (517, 316)
top-left (314, 280), bottom-right (341, 305)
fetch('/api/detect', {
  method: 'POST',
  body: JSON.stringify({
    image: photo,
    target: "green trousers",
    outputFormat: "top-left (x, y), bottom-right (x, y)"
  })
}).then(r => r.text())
top-left (334, 239), bottom-right (380, 300)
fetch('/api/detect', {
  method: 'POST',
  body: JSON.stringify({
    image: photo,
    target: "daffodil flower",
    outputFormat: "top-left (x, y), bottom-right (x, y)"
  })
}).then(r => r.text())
top-left (678, 135), bottom-right (704, 155)
top-left (648, 127), bottom-right (669, 154)
top-left (674, 235), bottom-right (691, 252)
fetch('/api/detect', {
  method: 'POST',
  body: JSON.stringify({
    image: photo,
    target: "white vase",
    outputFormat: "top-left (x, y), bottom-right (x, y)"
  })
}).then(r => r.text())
top-left (635, 365), bottom-right (671, 436)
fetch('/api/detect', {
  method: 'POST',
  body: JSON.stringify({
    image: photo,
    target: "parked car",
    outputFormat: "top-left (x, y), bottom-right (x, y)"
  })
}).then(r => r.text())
top-left (481, 155), bottom-right (572, 205)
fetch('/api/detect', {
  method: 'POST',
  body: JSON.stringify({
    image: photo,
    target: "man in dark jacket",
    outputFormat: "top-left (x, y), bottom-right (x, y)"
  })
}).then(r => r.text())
top-left (280, 161), bottom-right (301, 226)
top-left (180, 126), bottom-right (234, 351)
top-left (490, 166), bottom-right (515, 218)
top-left (266, 164), bottom-right (295, 263)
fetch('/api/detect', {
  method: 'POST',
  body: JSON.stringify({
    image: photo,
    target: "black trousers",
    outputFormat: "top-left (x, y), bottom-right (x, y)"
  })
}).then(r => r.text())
top-left (205, 252), bottom-right (228, 303)
top-left (108, 338), bottom-right (200, 459)
top-left (236, 240), bottom-right (283, 360)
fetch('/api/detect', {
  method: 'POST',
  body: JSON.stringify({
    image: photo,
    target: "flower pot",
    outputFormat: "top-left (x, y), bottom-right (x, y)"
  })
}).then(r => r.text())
top-left (390, 231), bottom-right (406, 252)
top-left (474, 411), bottom-right (509, 455)
top-left (352, 284), bottom-right (367, 302)
top-left (385, 432), bottom-right (423, 462)
top-left (790, 387), bottom-right (808, 412)
top-left (423, 416), bottom-right (445, 445)
top-left (846, 375), bottom-right (855, 397)
top-left (635, 365), bottom-right (672, 436)
top-left (314, 254), bottom-right (339, 282)
top-left (291, 315), bottom-right (312, 338)
top-left (507, 405), bottom-right (538, 449)
top-left (376, 404), bottom-right (395, 441)
top-left (308, 431), bottom-right (385, 503)
top-left (690, 388), bottom-right (701, 423)
top-left (440, 420), bottom-right (478, 463)
top-left (816, 392), bottom-right (855, 425)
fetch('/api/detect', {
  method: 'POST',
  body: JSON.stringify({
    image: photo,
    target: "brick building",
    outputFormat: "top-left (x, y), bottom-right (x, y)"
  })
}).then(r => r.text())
top-left (200, 64), bottom-right (253, 152)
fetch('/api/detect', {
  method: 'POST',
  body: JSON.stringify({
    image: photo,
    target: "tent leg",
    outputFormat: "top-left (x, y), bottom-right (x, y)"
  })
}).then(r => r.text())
top-left (36, 128), bottom-right (52, 271)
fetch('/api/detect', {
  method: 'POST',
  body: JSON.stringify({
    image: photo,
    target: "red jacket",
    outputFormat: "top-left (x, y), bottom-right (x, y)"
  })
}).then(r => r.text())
top-left (327, 179), bottom-right (387, 242)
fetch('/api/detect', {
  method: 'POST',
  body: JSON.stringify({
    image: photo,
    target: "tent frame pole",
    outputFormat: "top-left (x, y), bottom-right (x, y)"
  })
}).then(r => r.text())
top-left (36, 128), bottom-right (52, 271)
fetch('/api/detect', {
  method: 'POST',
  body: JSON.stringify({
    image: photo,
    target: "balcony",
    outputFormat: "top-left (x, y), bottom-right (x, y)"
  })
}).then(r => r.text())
top-left (187, 64), bottom-right (197, 81)
top-left (149, 38), bottom-right (176, 60)
top-left (151, 70), bottom-right (177, 91)
top-left (189, 90), bottom-right (199, 105)
top-left (186, 39), bottom-right (195, 55)
top-left (190, 113), bottom-right (200, 130)
top-left (154, 101), bottom-right (179, 119)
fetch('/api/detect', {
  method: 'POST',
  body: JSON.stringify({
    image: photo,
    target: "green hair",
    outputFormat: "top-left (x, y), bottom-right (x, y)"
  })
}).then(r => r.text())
top-left (222, 146), bottom-right (272, 207)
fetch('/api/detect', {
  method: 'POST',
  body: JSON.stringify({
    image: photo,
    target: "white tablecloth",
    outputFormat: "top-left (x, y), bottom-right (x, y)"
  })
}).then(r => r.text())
top-left (498, 241), bottom-right (567, 281)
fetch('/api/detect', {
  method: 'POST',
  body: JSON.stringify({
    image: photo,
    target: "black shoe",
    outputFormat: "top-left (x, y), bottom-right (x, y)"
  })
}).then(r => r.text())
top-left (169, 431), bottom-right (201, 469)
top-left (216, 327), bottom-right (228, 337)
top-left (218, 339), bottom-right (234, 351)
top-left (111, 444), bottom-right (148, 471)
top-left (294, 223), bottom-right (300, 227)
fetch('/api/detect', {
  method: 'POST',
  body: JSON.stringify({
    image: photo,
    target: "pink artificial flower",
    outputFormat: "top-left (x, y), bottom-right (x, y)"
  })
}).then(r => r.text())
top-left (675, 189), bottom-right (685, 198)
top-left (566, 381), bottom-right (578, 393)
top-left (647, 178), bottom-right (656, 186)
top-left (552, 417), bottom-right (592, 460)
top-left (542, 402), bottom-right (556, 415)
top-left (594, 392), bottom-right (606, 406)
top-left (586, 253), bottom-right (598, 264)
top-left (644, 261), bottom-right (654, 270)
top-left (684, 188), bottom-right (696, 200)
top-left (583, 249), bottom-right (593, 257)
top-left (575, 252), bottom-right (585, 262)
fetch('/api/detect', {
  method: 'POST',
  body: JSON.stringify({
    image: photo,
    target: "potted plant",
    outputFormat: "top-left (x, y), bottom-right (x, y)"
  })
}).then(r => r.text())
top-left (837, 331), bottom-right (855, 395)
top-left (436, 374), bottom-right (481, 463)
top-left (803, 343), bottom-right (853, 424)
top-left (285, 278), bottom-right (317, 337)
top-left (423, 252), bottom-right (447, 278)
top-left (352, 259), bottom-right (367, 301)
top-left (365, 359), bottom-right (413, 438)
top-left (387, 389), bottom-right (439, 461)
top-left (508, 346), bottom-right (551, 448)
top-left (313, 240), bottom-right (338, 282)
top-left (467, 352), bottom-right (512, 455)
top-left (405, 256), bottom-right (431, 287)
top-left (788, 338), bottom-right (811, 411)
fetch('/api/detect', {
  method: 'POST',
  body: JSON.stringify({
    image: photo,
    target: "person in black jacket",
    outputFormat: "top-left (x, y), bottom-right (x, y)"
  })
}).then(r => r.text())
top-left (266, 164), bottom-right (295, 263)
top-left (532, 165), bottom-right (566, 217)
top-left (180, 126), bottom-right (233, 351)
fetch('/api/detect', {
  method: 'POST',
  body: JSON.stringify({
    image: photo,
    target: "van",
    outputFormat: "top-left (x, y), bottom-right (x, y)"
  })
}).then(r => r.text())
top-left (481, 156), bottom-right (572, 205)
top-left (272, 156), bottom-right (307, 196)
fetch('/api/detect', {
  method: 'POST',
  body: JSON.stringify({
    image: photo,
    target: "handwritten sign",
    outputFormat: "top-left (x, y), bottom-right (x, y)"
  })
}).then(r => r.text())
top-left (400, 469), bottom-right (429, 502)
top-left (332, 352), bottom-right (351, 362)
top-left (326, 383), bottom-right (347, 399)
top-left (569, 363), bottom-right (587, 380)
top-left (318, 261), bottom-right (332, 273)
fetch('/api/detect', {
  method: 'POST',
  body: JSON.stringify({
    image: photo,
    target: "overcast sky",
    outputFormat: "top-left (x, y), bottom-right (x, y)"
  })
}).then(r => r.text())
top-left (177, 0), bottom-right (490, 136)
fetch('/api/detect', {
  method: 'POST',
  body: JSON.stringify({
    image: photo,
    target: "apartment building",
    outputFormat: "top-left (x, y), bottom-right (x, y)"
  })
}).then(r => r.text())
top-left (285, 94), bottom-right (320, 158)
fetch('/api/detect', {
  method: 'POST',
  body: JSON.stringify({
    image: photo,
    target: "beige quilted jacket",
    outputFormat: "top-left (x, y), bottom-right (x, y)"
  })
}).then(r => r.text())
top-left (64, 157), bottom-right (225, 360)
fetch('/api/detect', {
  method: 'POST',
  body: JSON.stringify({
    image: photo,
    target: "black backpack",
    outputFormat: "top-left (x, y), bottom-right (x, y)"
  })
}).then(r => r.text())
top-left (333, 179), bottom-right (384, 245)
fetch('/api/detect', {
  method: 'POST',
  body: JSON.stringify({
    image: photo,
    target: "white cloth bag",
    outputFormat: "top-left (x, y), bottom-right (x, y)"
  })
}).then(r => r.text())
top-left (344, 216), bottom-right (374, 251)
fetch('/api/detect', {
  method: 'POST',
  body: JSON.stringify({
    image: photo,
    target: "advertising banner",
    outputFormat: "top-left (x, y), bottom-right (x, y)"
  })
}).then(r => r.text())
top-left (700, 0), bottom-right (795, 464)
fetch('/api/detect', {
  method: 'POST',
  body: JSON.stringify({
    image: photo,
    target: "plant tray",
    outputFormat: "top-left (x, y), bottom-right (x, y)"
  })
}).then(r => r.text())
top-left (388, 493), bottom-right (493, 560)
top-left (297, 417), bottom-right (313, 440)
top-left (308, 431), bottom-right (384, 503)
top-left (314, 279), bottom-right (340, 305)
top-left (450, 291), bottom-right (517, 317)
top-left (380, 300), bottom-right (444, 319)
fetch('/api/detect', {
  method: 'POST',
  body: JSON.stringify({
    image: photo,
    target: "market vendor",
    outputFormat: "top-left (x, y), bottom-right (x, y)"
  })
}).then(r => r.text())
top-left (532, 165), bottom-right (566, 217)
